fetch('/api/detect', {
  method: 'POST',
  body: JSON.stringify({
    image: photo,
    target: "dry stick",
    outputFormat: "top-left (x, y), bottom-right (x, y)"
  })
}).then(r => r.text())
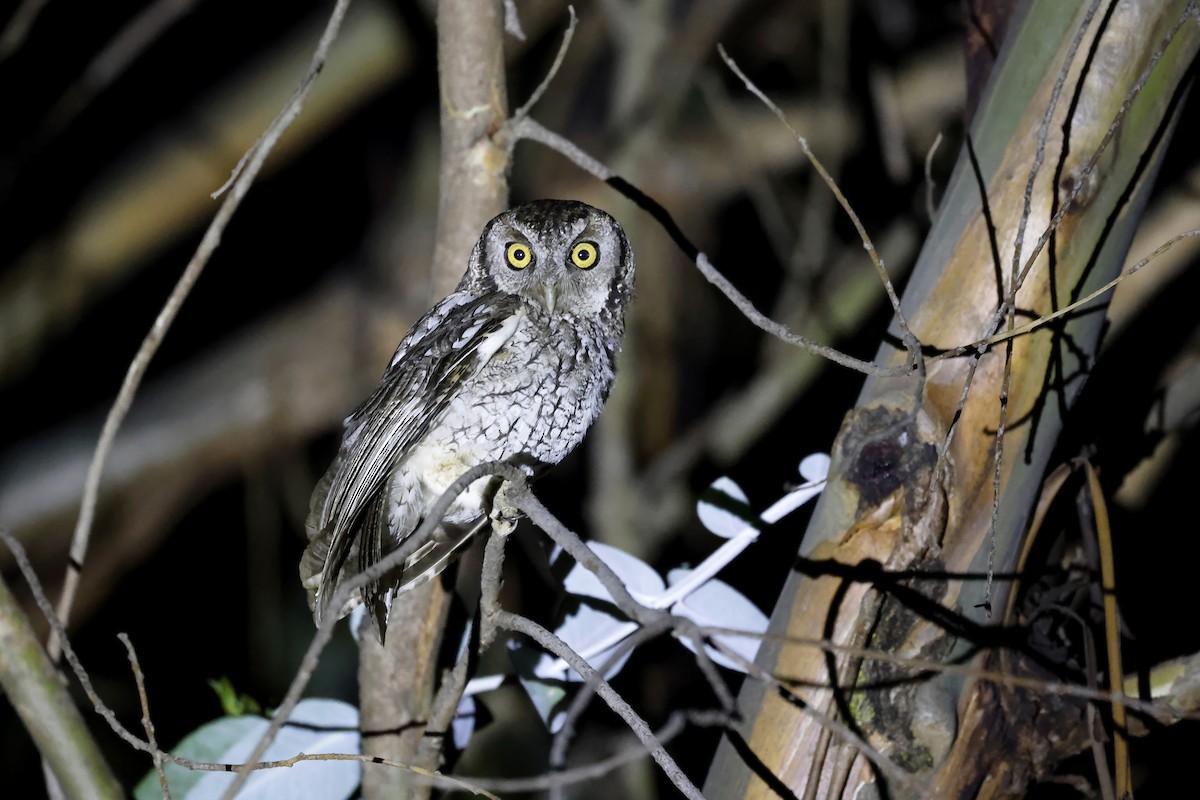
top-left (511, 117), bottom-right (908, 379)
top-left (981, 0), bottom-right (1103, 614)
top-left (50, 0), bottom-right (355, 663)
top-left (511, 5), bottom-right (576, 120)
top-left (716, 44), bottom-right (925, 381)
top-left (548, 621), bottom-right (671, 800)
top-left (511, 482), bottom-right (663, 628)
top-left (118, 633), bottom-right (171, 800)
top-left (977, 229), bottom-right (1200, 348)
top-left (496, 609), bottom-right (705, 800)
top-left (467, 710), bottom-right (730, 793)
top-left (679, 621), bottom-right (738, 715)
top-left (696, 623), bottom-right (1187, 721)
top-left (502, 0), bottom-right (526, 41)
top-left (5, 529), bottom-right (168, 755)
top-left (1, 532), bottom-right (501, 797)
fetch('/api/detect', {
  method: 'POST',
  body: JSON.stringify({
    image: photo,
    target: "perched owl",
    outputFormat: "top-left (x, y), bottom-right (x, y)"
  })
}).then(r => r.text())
top-left (301, 200), bottom-right (635, 640)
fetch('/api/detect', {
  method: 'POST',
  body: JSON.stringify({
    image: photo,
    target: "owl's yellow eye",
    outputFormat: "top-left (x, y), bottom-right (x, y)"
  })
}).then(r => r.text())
top-left (505, 242), bottom-right (533, 270)
top-left (570, 241), bottom-right (599, 269)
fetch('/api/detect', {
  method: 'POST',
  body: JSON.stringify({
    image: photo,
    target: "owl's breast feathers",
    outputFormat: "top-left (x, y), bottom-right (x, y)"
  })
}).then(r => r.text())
top-left (301, 291), bottom-right (619, 632)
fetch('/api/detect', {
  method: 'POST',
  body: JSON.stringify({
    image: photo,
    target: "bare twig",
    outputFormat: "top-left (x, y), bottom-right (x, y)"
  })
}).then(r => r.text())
top-left (547, 620), bottom-right (670, 800)
top-left (2, 530), bottom-right (501, 795)
top-left (680, 623), bottom-right (738, 714)
top-left (466, 709), bottom-right (731, 793)
top-left (0, 537), bottom-right (121, 800)
top-left (511, 116), bottom-right (912, 378)
top-left (118, 633), bottom-right (171, 800)
top-left (717, 44), bottom-right (924, 375)
top-left (51, 0), bottom-right (356, 662)
top-left (707, 637), bottom-right (923, 794)
top-left (511, 6), bottom-right (577, 119)
top-left (511, 482), bottom-right (663, 628)
top-left (497, 609), bottom-right (705, 800)
top-left (1011, 0), bottom-right (1194, 297)
top-left (961, 229), bottom-right (1200, 351)
top-left (502, 0), bottom-right (526, 40)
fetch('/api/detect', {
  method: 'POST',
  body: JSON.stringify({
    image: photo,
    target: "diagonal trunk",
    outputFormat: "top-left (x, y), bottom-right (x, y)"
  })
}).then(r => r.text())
top-left (705, 1), bottom-right (1198, 797)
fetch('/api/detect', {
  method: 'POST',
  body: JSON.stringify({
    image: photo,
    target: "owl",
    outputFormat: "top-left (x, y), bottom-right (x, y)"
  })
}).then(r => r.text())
top-left (301, 199), bottom-right (635, 640)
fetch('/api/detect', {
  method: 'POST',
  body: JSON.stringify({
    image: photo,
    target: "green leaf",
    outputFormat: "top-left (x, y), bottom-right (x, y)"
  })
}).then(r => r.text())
top-left (207, 676), bottom-right (262, 716)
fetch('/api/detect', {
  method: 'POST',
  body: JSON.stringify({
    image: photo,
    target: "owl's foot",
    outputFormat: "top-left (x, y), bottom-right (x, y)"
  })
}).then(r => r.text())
top-left (488, 484), bottom-right (525, 536)
top-left (488, 505), bottom-right (522, 536)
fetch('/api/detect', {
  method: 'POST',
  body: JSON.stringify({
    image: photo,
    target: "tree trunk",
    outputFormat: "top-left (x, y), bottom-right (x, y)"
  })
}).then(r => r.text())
top-left (705, 1), bottom-right (1199, 797)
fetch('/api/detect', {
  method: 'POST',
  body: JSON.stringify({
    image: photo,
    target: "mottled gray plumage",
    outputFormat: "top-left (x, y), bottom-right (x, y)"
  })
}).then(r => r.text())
top-left (301, 200), bottom-right (634, 640)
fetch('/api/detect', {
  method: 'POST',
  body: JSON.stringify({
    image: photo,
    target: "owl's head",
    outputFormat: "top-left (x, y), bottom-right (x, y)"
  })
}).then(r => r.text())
top-left (460, 200), bottom-right (635, 321)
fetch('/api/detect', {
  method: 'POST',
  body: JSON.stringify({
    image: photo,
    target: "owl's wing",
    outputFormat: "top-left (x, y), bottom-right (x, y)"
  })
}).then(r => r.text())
top-left (302, 292), bottom-right (524, 625)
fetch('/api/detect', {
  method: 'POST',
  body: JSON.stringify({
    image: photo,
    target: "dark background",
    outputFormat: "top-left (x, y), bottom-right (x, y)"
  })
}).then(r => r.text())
top-left (1, 0), bottom-right (1197, 796)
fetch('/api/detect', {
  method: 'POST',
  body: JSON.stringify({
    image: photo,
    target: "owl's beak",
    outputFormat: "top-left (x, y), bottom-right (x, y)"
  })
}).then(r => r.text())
top-left (540, 282), bottom-right (558, 314)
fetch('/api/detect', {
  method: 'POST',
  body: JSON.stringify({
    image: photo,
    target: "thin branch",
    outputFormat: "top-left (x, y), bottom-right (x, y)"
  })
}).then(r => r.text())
top-left (717, 44), bottom-right (925, 376)
top-left (1011, 0), bottom-right (1194, 297)
top-left (511, 6), bottom-right (577, 119)
top-left (961, 229), bottom-right (1200, 350)
top-left (0, 537), bottom-right (121, 800)
top-left (465, 709), bottom-right (731, 793)
top-left (50, 0), bottom-right (356, 662)
top-left (511, 481), bottom-right (664, 628)
top-left (496, 609), bottom-right (705, 800)
top-left (510, 116), bottom-right (912, 378)
top-left (3, 530), bottom-right (499, 794)
top-left (696, 623), bottom-right (1187, 721)
top-left (118, 633), bottom-right (171, 800)
top-left (680, 623), bottom-right (738, 714)
top-left (547, 620), bottom-right (670, 800)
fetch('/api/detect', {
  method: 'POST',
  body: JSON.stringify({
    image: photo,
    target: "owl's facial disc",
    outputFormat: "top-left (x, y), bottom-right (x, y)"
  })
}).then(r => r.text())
top-left (464, 200), bottom-right (632, 319)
